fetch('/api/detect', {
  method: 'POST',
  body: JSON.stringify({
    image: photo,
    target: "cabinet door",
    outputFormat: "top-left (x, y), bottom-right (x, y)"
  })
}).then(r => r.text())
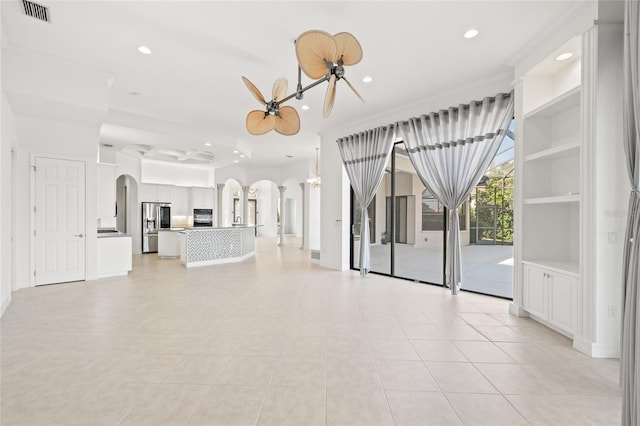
top-left (172, 187), bottom-right (189, 216)
top-left (548, 272), bottom-right (577, 334)
top-left (156, 185), bottom-right (173, 203)
top-left (140, 184), bottom-right (157, 202)
top-left (523, 264), bottom-right (547, 320)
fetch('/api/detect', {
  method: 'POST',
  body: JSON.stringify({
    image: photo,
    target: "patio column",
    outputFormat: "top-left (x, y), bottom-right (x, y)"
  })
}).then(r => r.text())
top-left (241, 185), bottom-right (250, 225)
top-left (216, 183), bottom-right (224, 227)
top-left (278, 185), bottom-right (286, 246)
top-left (299, 182), bottom-right (305, 249)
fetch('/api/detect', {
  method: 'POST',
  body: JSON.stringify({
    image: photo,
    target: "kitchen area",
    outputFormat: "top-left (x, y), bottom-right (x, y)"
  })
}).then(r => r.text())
top-left (97, 155), bottom-right (262, 274)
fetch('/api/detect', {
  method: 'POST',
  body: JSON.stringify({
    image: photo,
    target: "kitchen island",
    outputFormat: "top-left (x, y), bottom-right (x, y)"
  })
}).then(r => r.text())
top-left (178, 226), bottom-right (257, 268)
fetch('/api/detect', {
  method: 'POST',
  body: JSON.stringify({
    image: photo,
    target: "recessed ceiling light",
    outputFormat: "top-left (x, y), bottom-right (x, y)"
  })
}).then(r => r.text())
top-left (240, 154), bottom-right (246, 158)
top-left (555, 52), bottom-right (573, 61)
top-left (285, 155), bottom-right (293, 158)
top-left (127, 91), bottom-right (140, 96)
top-left (137, 45), bottom-right (152, 55)
top-left (234, 160), bottom-right (239, 163)
top-left (362, 76), bottom-right (373, 83)
top-left (233, 150), bottom-right (239, 154)
top-left (301, 105), bottom-right (310, 110)
top-left (464, 28), bottom-right (479, 39)
top-left (205, 142), bottom-right (211, 146)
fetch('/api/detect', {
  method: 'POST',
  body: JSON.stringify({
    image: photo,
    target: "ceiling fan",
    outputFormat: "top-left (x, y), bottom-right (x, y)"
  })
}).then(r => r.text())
top-left (242, 30), bottom-right (364, 136)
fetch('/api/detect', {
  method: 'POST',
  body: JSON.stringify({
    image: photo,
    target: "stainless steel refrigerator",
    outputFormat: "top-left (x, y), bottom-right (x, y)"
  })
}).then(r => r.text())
top-left (141, 202), bottom-right (171, 253)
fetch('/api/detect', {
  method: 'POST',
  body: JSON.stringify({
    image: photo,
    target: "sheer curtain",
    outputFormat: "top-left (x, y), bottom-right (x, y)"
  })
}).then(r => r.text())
top-left (396, 92), bottom-right (513, 294)
top-left (337, 126), bottom-right (395, 276)
top-left (621, 0), bottom-right (640, 423)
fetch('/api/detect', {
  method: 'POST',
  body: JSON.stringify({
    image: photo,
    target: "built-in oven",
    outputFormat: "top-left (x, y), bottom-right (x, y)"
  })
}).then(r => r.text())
top-left (193, 208), bottom-right (213, 227)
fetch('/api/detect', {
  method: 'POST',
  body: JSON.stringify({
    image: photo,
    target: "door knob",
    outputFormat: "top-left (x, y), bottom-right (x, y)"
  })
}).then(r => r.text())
top-left (74, 234), bottom-right (84, 238)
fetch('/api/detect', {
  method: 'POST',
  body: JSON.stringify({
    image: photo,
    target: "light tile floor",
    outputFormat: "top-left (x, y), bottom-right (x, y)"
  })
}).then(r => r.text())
top-left (1, 237), bottom-right (621, 425)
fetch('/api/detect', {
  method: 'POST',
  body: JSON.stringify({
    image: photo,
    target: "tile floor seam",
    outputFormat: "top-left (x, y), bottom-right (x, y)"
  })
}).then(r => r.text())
top-left (111, 381), bottom-right (156, 426)
top-left (252, 351), bottom-right (284, 426)
top-left (182, 384), bottom-right (216, 426)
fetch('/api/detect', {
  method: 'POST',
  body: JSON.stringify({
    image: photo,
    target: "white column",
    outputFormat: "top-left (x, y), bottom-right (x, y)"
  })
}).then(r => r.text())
top-left (241, 186), bottom-right (250, 225)
top-left (216, 183), bottom-right (224, 227)
top-left (278, 185), bottom-right (286, 246)
top-left (299, 182), bottom-right (305, 249)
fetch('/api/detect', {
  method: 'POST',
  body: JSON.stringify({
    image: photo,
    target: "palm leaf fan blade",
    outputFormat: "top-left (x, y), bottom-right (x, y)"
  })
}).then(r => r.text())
top-left (333, 32), bottom-right (363, 65)
top-left (272, 78), bottom-right (288, 102)
top-left (342, 77), bottom-right (365, 103)
top-left (295, 30), bottom-right (337, 80)
top-left (242, 76), bottom-right (266, 105)
top-left (246, 110), bottom-right (276, 135)
top-left (323, 74), bottom-right (337, 118)
top-left (274, 106), bottom-right (300, 136)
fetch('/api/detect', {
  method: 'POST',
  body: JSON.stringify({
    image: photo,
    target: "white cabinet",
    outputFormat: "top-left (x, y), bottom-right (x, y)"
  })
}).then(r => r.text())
top-left (517, 35), bottom-right (582, 339)
top-left (190, 187), bottom-right (214, 210)
top-left (523, 263), bottom-right (577, 335)
top-left (141, 184), bottom-right (173, 203)
top-left (97, 164), bottom-right (116, 228)
top-left (171, 186), bottom-right (189, 217)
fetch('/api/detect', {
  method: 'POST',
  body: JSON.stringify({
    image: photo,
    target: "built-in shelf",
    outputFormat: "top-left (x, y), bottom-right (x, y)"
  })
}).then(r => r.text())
top-left (525, 86), bottom-right (581, 119)
top-left (522, 260), bottom-right (579, 276)
top-left (525, 142), bottom-right (581, 162)
top-left (524, 194), bottom-right (581, 205)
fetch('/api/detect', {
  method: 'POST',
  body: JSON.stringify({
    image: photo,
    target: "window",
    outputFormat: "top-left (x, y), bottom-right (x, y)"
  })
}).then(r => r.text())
top-left (421, 190), bottom-right (466, 231)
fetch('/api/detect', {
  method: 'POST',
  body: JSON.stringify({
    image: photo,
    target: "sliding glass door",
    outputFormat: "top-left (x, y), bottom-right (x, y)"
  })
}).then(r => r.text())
top-left (350, 142), bottom-right (445, 285)
top-left (350, 121), bottom-right (515, 299)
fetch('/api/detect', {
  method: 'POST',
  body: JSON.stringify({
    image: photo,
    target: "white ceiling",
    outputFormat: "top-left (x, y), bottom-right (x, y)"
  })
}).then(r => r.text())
top-left (1, 0), bottom-right (589, 167)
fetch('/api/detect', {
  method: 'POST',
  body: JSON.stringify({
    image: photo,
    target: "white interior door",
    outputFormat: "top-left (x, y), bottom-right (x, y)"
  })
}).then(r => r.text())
top-left (35, 157), bottom-right (86, 285)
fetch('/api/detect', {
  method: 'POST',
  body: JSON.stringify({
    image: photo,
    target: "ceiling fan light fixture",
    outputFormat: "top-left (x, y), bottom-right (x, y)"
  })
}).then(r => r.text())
top-left (463, 28), bottom-right (479, 39)
top-left (362, 76), bottom-right (372, 83)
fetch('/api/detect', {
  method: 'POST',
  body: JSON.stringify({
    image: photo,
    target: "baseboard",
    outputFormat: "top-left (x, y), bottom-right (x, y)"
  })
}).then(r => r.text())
top-left (509, 302), bottom-right (529, 317)
top-left (1, 294), bottom-right (12, 317)
top-left (573, 336), bottom-right (620, 358)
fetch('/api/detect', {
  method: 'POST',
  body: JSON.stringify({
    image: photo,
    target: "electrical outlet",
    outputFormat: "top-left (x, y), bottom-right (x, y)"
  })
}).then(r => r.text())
top-left (608, 305), bottom-right (616, 318)
top-left (608, 232), bottom-right (617, 244)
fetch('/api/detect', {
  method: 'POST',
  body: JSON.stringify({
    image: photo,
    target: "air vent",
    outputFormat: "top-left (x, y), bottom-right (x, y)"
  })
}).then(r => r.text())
top-left (22, 0), bottom-right (50, 23)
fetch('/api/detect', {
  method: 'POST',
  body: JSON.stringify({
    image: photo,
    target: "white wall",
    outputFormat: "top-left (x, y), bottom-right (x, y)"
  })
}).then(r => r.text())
top-left (319, 73), bottom-right (514, 271)
top-left (141, 159), bottom-right (213, 187)
top-left (252, 180), bottom-right (278, 237)
top-left (12, 114), bottom-right (101, 285)
top-left (1, 94), bottom-right (16, 314)
top-left (283, 179), bottom-right (302, 237)
top-left (308, 185), bottom-right (321, 250)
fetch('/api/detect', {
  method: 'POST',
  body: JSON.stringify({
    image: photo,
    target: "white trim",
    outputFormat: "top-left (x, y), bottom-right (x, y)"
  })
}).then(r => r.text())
top-left (182, 251), bottom-right (254, 268)
top-left (509, 302), bottom-right (529, 317)
top-left (1, 294), bottom-right (12, 317)
top-left (573, 336), bottom-right (621, 358)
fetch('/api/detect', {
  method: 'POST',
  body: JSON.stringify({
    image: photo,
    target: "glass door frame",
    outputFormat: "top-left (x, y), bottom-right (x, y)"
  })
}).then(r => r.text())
top-left (349, 141), bottom-right (447, 286)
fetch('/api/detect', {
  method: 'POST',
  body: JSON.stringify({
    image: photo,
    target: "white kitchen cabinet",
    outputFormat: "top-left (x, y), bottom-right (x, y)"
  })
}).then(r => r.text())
top-left (523, 262), bottom-right (577, 336)
top-left (141, 183), bottom-right (173, 203)
top-left (171, 186), bottom-right (190, 217)
top-left (190, 187), bottom-right (214, 210)
top-left (97, 164), bottom-right (116, 228)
